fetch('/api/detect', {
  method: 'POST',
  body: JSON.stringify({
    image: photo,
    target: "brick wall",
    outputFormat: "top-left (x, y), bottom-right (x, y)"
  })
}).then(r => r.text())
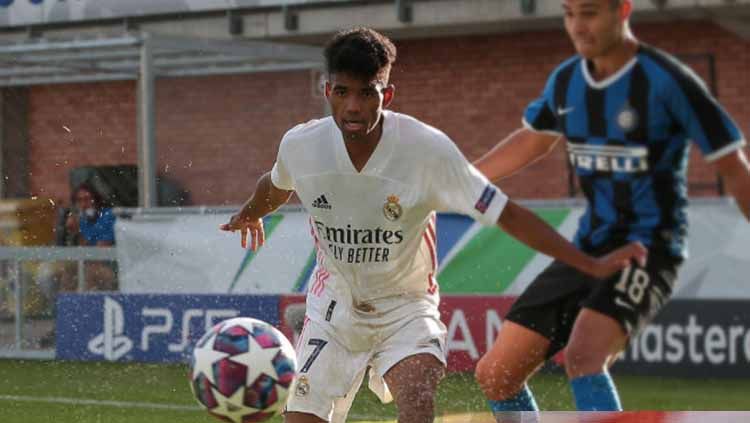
top-left (391, 21), bottom-right (750, 199)
top-left (27, 20), bottom-right (749, 206)
top-left (29, 81), bottom-right (137, 204)
top-left (29, 73), bottom-right (324, 205)
top-left (153, 73), bottom-right (324, 205)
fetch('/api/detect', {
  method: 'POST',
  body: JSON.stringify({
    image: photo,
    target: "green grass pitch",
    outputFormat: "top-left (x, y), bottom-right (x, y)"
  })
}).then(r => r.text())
top-left (1, 360), bottom-right (748, 422)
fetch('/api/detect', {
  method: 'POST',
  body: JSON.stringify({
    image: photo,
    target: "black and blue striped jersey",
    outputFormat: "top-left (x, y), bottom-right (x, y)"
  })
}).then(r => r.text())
top-left (524, 44), bottom-right (745, 259)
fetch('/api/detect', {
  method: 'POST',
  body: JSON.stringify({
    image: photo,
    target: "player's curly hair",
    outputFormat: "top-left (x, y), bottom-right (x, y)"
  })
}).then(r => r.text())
top-left (323, 27), bottom-right (397, 83)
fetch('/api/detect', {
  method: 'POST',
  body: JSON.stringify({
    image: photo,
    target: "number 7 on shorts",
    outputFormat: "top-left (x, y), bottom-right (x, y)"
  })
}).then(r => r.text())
top-left (299, 338), bottom-right (328, 373)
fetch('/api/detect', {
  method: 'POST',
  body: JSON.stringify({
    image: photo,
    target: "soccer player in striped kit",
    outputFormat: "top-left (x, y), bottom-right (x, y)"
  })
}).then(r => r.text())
top-left (474, 0), bottom-right (750, 419)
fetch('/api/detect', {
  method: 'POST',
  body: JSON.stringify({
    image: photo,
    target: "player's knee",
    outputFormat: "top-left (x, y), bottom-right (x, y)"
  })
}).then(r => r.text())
top-left (394, 384), bottom-right (436, 418)
top-left (474, 354), bottom-right (494, 388)
top-left (475, 355), bottom-right (522, 399)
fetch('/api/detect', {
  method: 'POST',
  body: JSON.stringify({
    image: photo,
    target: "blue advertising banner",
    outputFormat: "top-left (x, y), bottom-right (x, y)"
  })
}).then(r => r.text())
top-left (56, 294), bottom-right (279, 362)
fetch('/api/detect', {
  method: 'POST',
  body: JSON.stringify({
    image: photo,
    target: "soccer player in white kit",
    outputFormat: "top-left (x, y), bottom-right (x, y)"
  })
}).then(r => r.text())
top-left (221, 27), bottom-right (646, 423)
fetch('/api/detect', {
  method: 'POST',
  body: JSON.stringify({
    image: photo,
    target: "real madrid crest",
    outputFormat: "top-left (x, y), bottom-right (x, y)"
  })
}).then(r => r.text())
top-left (617, 103), bottom-right (638, 132)
top-left (383, 194), bottom-right (403, 221)
top-left (295, 375), bottom-right (310, 397)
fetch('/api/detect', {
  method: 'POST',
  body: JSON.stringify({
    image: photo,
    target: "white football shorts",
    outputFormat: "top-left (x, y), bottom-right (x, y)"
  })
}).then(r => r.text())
top-left (284, 311), bottom-right (447, 422)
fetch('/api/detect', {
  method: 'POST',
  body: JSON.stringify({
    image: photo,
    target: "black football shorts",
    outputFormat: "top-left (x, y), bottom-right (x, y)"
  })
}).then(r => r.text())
top-left (504, 251), bottom-right (681, 358)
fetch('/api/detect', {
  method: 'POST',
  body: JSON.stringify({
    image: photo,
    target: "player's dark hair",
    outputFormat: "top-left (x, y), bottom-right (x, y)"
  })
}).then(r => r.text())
top-left (323, 27), bottom-right (397, 83)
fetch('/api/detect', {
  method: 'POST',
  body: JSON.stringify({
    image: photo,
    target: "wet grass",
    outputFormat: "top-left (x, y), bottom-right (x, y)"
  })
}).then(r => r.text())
top-left (0, 360), bottom-right (748, 422)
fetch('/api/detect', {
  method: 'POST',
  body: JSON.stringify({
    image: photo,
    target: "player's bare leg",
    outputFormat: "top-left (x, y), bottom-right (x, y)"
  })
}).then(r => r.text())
top-left (564, 308), bottom-right (628, 410)
top-left (284, 412), bottom-right (326, 423)
top-left (565, 308), bottom-right (627, 378)
top-left (475, 321), bottom-right (549, 401)
top-left (384, 353), bottom-right (445, 423)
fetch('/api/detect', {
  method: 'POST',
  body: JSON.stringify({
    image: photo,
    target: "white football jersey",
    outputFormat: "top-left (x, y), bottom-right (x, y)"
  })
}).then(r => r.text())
top-left (271, 111), bottom-right (507, 326)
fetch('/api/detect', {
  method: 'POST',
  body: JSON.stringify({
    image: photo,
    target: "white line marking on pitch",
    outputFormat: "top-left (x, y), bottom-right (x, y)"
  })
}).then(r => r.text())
top-left (0, 394), bottom-right (393, 420)
top-left (0, 394), bottom-right (201, 411)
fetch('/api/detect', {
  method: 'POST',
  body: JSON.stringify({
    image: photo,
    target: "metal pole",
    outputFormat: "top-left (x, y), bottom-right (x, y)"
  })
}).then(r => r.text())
top-left (0, 88), bottom-right (4, 199)
top-left (77, 259), bottom-right (85, 292)
top-left (318, 69), bottom-right (331, 117)
top-left (12, 260), bottom-right (21, 349)
top-left (137, 33), bottom-right (157, 208)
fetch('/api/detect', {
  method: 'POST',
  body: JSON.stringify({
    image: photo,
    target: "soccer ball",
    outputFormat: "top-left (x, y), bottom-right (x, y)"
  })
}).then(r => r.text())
top-left (189, 317), bottom-right (297, 423)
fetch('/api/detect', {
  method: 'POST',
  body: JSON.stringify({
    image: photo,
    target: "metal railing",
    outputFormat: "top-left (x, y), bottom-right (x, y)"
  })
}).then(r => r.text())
top-left (0, 246), bottom-right (117, 359)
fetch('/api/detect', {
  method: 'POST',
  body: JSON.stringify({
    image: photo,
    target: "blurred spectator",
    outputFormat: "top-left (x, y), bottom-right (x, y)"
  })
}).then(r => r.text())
top-left (37, 183), bottom-right (118, 301)
top-left (59, 183), bottom-right (118, 291)
top-left (37, 183), bottom-right (118, 347)
top-left (67, 183), bottom-right (115, 247)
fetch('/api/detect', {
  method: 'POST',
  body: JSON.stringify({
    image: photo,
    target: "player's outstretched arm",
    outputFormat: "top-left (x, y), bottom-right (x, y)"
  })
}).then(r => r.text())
top-left (473, 128), bottom-right (561, 183)
top-left (220, 172), bottom-right (293, 250)
top-left (714, 149), bottom-right (750, 221)
top-left (496, 200), bottom-right (647, 279)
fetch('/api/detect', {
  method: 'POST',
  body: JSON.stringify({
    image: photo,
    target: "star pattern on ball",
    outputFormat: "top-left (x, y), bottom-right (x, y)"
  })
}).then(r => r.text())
top-left (192, 331), bottom-right (229, 385)
top-left (210, 386), bottom-right (260, 423)
top-left (228, 332), bottom-right (281, 385)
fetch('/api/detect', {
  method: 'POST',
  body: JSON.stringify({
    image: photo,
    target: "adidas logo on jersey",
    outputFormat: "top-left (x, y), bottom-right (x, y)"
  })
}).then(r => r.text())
top-left (312, 195), bottom-right (332, 210)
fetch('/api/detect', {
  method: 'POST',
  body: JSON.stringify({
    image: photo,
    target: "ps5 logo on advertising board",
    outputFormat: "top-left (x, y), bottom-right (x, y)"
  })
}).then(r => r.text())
top-left (87, 296), bottom-right (133, 361)
top-left (87, 296), bottom-right (240, 361)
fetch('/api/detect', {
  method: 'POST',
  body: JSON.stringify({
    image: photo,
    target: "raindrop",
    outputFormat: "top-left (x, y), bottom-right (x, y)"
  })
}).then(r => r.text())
top-left (62, 125), bottom-right (71, 133)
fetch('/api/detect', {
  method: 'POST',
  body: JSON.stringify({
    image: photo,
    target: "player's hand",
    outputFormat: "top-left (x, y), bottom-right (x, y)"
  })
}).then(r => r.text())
top-left (590, 242), bottom-right (648, 279)
top-left (219, 214), bottom-right (265, 251)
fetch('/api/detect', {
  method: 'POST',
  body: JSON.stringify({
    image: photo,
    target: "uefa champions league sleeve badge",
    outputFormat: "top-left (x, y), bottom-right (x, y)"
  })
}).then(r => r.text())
top-left (383, 194), bottom-right (403, 221)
